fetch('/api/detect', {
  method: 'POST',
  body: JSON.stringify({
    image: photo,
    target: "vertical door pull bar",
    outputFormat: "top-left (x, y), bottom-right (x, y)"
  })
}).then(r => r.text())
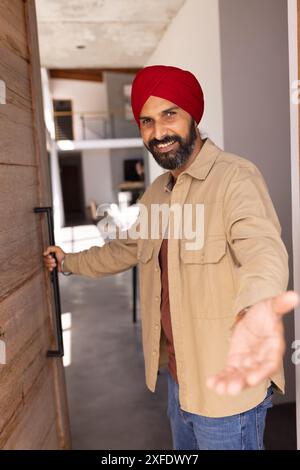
top-left (34, 206), bottom-right (64, 357)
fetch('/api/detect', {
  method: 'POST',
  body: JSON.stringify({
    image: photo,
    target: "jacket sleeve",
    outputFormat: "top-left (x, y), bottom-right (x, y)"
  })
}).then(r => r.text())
top-left (63, 234), bottom-right (138, 278)
top-left (62, 185), bottom-right (153, 278)
top-left (223, 163), bottom-right (289, 317)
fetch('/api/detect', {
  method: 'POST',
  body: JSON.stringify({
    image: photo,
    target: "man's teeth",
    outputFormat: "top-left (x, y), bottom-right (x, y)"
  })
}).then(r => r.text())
top-left (157, 140), bottom-right (175, 148)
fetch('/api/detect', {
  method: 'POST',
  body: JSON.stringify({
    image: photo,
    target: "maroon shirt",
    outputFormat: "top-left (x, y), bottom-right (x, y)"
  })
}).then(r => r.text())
top-left (159, 238), bottom-right (178, 383)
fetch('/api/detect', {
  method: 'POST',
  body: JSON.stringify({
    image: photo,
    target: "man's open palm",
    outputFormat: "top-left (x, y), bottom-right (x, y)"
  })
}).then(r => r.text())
top-left (207, 290), bottom-right (299, 395)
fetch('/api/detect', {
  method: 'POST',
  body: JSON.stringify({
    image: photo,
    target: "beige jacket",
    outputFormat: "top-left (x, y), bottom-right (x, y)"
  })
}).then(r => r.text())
top-left (64, 138), bottom-right (289, 417)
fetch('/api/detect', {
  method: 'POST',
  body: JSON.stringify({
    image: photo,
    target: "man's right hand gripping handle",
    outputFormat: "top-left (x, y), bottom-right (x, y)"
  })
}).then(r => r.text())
top-left (43, 246), bottom-right (66, 273)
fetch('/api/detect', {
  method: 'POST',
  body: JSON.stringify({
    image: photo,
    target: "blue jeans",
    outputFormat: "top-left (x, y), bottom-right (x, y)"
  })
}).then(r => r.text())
top-left (167, 373), bottom-right (273, 450)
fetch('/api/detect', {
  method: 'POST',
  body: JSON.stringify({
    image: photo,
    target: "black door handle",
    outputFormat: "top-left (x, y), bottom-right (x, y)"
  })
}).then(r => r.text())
top-left (132, 265), bottom-right (137, 323)
top-left (34, 206), bottom-right (64, 357)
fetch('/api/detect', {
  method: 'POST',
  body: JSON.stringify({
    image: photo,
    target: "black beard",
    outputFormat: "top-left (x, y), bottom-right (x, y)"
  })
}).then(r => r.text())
top-left (145, 120), bottom-right (197, 170)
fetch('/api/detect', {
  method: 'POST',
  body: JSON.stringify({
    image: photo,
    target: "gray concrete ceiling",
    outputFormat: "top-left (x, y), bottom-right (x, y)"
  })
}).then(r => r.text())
top-left (35, 0), bottom-right (186, 69)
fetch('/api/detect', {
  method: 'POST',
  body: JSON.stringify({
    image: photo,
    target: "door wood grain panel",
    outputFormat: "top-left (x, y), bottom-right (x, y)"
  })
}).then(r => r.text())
top-left (0, 47), bottom-right (32, 111)
top-left (0, 0), bottom-right (29, 60)
top-left (2, 368), bottom-right (58, 449)
top-left (0, 105), bottom-right (36, 166)
top-left (0, 164), bottom-right (42, 300)
top-left (0, 0), bottom-right (71, 449)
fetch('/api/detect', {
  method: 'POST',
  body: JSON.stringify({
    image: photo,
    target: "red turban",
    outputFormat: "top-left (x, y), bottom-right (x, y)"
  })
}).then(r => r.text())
top-left (131, 65), bottom-right (204, 126)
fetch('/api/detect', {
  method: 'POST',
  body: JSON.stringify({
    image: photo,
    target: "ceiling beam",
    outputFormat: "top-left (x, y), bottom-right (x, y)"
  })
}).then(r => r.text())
top-left (49, 68), bottom-right (140, 82)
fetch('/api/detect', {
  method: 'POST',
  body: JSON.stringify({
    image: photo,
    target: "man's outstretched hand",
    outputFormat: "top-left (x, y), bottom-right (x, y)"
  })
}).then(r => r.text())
top-left (206, 290), bottom-right (299, 395)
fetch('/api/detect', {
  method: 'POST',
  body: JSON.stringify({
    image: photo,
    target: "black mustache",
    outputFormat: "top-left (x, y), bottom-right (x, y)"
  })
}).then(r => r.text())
top-left (149, 136), bottom-right (181, 147)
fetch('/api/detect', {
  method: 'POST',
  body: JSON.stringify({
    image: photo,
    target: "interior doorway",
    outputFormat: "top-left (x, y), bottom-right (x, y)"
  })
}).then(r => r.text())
top-left (59, 151), bottom-right (86, 226)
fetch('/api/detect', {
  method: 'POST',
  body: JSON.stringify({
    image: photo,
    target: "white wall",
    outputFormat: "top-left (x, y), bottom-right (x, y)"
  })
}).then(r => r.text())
top-left (41, 68), bottom-right (55, 140)
top-left (145, 0), bottom-right (224, 183)
top-left (50, 78), bottom-right (108, 140)
top-left (81, 149), bottom-right (114, 206)
top-left (41, 68), bottom-right (65, 230)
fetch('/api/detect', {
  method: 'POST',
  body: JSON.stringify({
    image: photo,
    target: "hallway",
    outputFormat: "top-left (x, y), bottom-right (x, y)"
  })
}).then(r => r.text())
top-left (60, 269), bottom-right (172, 450)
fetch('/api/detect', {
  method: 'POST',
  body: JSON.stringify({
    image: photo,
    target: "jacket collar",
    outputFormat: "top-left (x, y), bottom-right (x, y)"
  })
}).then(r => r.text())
top-left (164, 138), bottom-right (221, 192)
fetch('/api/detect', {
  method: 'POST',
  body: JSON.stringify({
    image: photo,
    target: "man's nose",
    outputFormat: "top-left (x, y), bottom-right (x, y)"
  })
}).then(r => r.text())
top-left (153, 122), bottom-right (168, 141)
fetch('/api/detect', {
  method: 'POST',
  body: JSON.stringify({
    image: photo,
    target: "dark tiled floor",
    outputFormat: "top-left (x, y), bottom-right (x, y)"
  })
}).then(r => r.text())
top-left (60, 270), bottom-right (297, 450)
top-left (60, 270), bottom-right (172, 450)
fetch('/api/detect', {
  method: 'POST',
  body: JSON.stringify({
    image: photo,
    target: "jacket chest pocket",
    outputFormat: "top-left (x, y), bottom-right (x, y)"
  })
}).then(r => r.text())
top-left (180, 237), bottom-right (235, 318)
top-left (180, 237), bottom-right (226, 264)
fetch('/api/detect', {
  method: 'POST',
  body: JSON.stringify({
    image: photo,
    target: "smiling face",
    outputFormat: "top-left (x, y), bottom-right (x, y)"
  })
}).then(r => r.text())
top-left (139, 96), bottom-right (199, 171)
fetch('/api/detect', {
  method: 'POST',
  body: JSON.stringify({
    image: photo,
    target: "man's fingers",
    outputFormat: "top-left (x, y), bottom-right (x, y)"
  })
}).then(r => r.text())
top-left (246, 358), bottom-right (280, 387)
top-left (206, 345), bottom-right (283, 394)
top-left (208, 351), bottom-right (283, 394)
top-left (271, 290), bottom-right (299, 317)
top-left (207, 369), bottom-right (247, 395)
top-left (43, 247), bottom-right (59, 272)
top-left (206, 292), bottom-right (299, 396)
top-left (43, 246), bottom-right (57, 256)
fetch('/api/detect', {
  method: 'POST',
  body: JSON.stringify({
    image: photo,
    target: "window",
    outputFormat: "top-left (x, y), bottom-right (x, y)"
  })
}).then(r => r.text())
top-left (53, 99), bottom-right (74, 140)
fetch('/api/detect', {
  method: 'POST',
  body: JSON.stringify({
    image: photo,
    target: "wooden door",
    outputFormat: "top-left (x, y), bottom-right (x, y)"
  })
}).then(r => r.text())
top-left (0, 0), bottom-right (71, 449)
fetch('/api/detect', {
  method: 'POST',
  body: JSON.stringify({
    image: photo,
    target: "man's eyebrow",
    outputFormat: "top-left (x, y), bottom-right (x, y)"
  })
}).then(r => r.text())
top-left (139, 114), bottom-right (151, 121)
top-left (139, 106), bottom-right (179, 120)
top-left (161, 106), bottom-right (179, 114)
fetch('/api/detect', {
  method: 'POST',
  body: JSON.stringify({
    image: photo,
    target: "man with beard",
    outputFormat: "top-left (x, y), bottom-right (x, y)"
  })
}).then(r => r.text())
top-left (43, 65), bottom-right (299, 450)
